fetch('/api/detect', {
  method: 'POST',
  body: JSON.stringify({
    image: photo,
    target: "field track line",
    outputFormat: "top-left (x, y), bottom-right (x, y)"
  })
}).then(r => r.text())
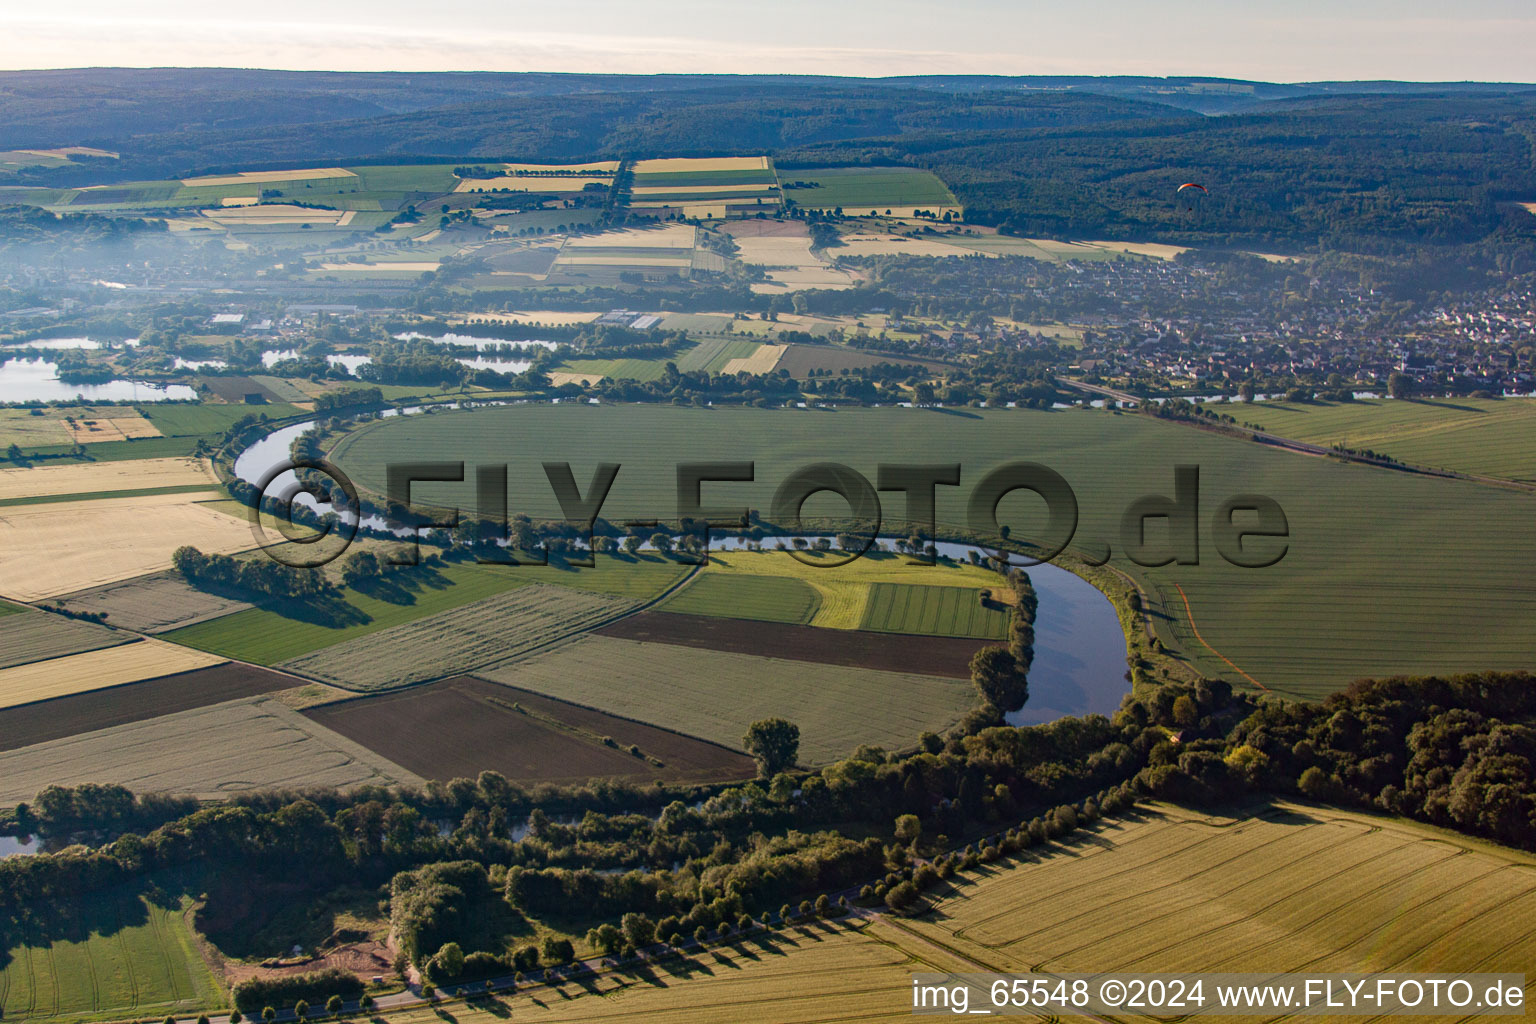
top-left (1171, 582), bottom-right (1267, 691)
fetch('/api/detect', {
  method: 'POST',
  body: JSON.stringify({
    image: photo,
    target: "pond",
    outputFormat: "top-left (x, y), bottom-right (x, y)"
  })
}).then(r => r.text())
top-left (394, 332), bottom-right (558, 352)
top-left (0, 834), bottom-right (40, 859)
top-left (0, 357), bottom-right (198, 403)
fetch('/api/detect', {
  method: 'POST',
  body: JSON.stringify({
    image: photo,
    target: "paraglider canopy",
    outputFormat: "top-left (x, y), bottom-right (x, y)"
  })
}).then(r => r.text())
top-left (1176, 182), bottom-right (1208, 211)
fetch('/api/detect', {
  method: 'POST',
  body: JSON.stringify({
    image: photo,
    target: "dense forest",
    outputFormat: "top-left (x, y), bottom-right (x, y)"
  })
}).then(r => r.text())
top-left (2, 71), bottom-right (1534, 254)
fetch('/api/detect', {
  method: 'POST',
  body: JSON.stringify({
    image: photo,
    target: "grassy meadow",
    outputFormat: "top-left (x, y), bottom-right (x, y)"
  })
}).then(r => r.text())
top-left (0, 890), bottom-right (226, 1024)
top-left (161, 556), bottom-right (687, 665)
top-left (1242, 396), bottom-right (1536, 482)
top-left (477, 634), bottom-right (975, 763)
top-left (326, 403), bottom-right (1536, 698)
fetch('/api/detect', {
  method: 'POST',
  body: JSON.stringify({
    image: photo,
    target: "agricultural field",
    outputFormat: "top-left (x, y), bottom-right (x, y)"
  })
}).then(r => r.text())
top-left (325, 402), bottom-right (1536, 698)
top-left (304, 676), bottom-right (754, 785)
top-left (859, 583), bottom-right (1009, 639)
top-left (278, 584), bottom-right (638, 690)
top-left (477, 634), bottom-right (975, 763)
top-left (0, 663), bottom-right (296, 753)
top-left (672, 335), bottom-right (763, 374)
top-left (0, 696), bottom-right (422, 803)
top-left (658, 572), bottom-right (821, 624)
top-left (897, 801), bottom-right (1536, 979)
top-left (0, 456), bottom-right (212, 501)
top-left (0, 608), bottom-right (131, 669)
top-left (160, 555), bottom-right (684, 665)
top-left (684, 549), bottom-right (1004, 630)
top-left (0, 491), bottom-right (253, 601)
top-left (0, 640), bottom-right (225, 710)
top-left (345, 917), bottom-right (922, 1024)
top-left (780, 166), bottom-right (960, 216)
top-left (599, 611), bottom-right (987, 677)
top-left (0, 888), bottom-right (227, 1024)
top-left (1243, 396), bottom-right (1536, 482)
top-left (629, 157), bottom-right (781, 216)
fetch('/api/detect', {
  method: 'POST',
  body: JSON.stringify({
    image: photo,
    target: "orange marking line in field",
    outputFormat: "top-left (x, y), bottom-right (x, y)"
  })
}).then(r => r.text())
top-left (1172, 582), bottom-right (1268, 692)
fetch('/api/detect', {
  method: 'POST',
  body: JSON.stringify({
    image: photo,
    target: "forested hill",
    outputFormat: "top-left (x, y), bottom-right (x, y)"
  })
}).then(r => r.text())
top-left (2, 69), bottom-right (1534, 256)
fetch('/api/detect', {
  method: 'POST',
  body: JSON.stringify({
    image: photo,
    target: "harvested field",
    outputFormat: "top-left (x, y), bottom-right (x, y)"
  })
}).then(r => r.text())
top-left (0, 455), bottom-right (211, 500)
top-left (0, 491), bottom-right (255, 601)
top-left (181, 167), bottom-right (356, 186)
top-left (500, 161), bottom-right (620, 174)
top-left (351, 918), bottom-right (917, 1024)
top-left (751, 266), bottom-right (856, 292)
top-left (279, 583), bottom-right (637, 690)
top-left (859, 583), bottom-right (1009, 639)
top-left (897, 800), bottom-right (1536, 980)
top-left (0, 639), bottom-right (226, 710)
top-left (1085, 239), bottom-right (1190, 259)
top-left (632, 156), bottom-right (770, 174)
top-left (632, 184), bottom-right (776, 196)
top-left (203, 205), bottom-right (344, 225)
top-left (456, 177), bottom-right (608, 192)
top-left (0, 608), bottom-right (131, 669)
top-left (305, 676), bottom-right (754, 785)
top-left (598, 611), bottom-right (987, 678)
top-left (572, 224), bottom-right (695, 248)
top-left (731, 234), bottom-right (821, 267)
top-left (0, 662), bottom-right (296, 752)
top-left (720, 344), bottom-right (786, 375)
top-left (60, 408), bottom-right (162, 443)
top-left (835, 233), bottom-right (986, 258)
top-left (659, 572), bottom-right (820, 624)
top-left (0, 696), bottom-right (422, 803)
top-left (547, 370), bottom-right (606, 387)
top-left (478, 634), bottom-right (975, 763)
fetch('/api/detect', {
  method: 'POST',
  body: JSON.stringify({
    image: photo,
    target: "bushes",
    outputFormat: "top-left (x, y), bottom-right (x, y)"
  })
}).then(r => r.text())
top-left (232, 969), bottom-right (363, 1013)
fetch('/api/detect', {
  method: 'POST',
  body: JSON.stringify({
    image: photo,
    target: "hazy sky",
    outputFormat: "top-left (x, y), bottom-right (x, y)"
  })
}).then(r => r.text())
top-left (2, 1), bottom-right (1534, 82)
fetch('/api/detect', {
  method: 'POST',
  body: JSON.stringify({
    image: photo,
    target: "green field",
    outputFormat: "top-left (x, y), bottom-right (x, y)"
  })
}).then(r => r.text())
top-left (477, 634), bottom-right (973, 763)
top-left (674, 336), bottom-right (763, 374)
top-left (1244, 396), bottom-right (1536, 482)
top-left (161, 555), bottom-right (684, 664)
top-left (326, 403), bottom-right (1536, 699)
top-left (859, 583), bottom-right (1008, 639)
top-left (279, 584), bottom-right (636, 690)
top-left (0, 889), bottom-right (226, 1023)
top-left (0, 483), bottom-right (218, 508)
top-left (632, 169), bottom-right (778, 186)
top-left (659, 572), bottom-right (821, 624)
top-left (135, 403), bottom-right (306, 436)
top-left (555, 356), bottom-right (671, 382)
top-left (780, 167), bottom-right (960, 212)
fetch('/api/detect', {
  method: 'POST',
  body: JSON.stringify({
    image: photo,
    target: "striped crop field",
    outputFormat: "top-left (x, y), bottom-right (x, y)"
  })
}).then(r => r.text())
top-left (859, 583), bottom-right (1009, 639)
top-left (895, 801), bottom-right (1536, 979)
top-left (1244, 396), bottom-right (1536, 483)
top-left (0, 890), bottom-right (227, 1023)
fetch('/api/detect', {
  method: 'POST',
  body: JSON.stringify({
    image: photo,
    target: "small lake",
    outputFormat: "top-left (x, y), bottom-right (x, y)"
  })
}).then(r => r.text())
top-left (0, 358), bottom-right (197, 403)
top-left (0, 835), bottom-right (40, 859)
